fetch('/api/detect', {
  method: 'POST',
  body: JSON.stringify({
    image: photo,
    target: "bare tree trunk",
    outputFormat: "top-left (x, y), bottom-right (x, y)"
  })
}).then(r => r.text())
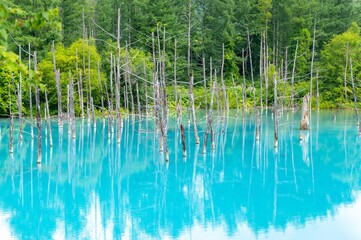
top-left (174, 39), bottom-right (180, 121)
top-left (162, 62), bottom-right (168, 127)
top-left (87, 48), bottom-right (92, 124)
top-left (291, 41), bottom-right (299, 110)
top-left (180, 124), bottom-right (186, 157)
top-left (34, 51), bottom-right (42, 164)
top-left (255, 109), bottom-right (260, 141)
top-left (202, 78), bottom-right (217, 154)
top-left (67, 84), bottom-right (70, 135)
top-left (264, 31), bottom-right (269, 109)
top-left (316, 69), bottom-right (319, 111)
top-left (283, 46), bottom-right (288, 109)
top-left (247, 29), bottom-right (256, 109)
top-left (350, 58), bottom-right (360, 134)
top-left (143, 60), bottom-right (149, 116)
top-left (91, 96), bottom-right (96, 129)
top-left (344, 43), bottom-right (349, 103)
top-left (242, 49), bottom-right (246, 119)
top-left (52, 42), bottom-right (62, 127)
top-left (69, 78), bottom-right (76, 139)
top-left (231, 75), bottom-right (239, 113)
top-left (152, 32), bottom-right (157, 120)
top-left (211, 69), bottom-right (217, 150)
top-left (76, 48), bottom-right (84, 120)
top-left (202, 57), bottom-right (207, 113)
top-left (10, 113), bottom-right (14, 153)
top-left (104, 58), bottom-right (111, 139)
top-left (17, 46), bottom-right (23, 143)
top-left (187, 0), bottom-right (192, 126)
top-left (136, 82), bottom-right (141, 117)
top-left (125, 42), bottom-right (135, 118)
top-left (29, 86), bottom-right (34, 139)
top-left (158, 59), bottom-right (169, 161)
top-left (9, 82), bottom-right (13, 153)
top-left (45, 90), bottom-right (53, 147)
top-left (221, 43), bottom-right (228, 115)
top-left (79, 70), bottom-right (85, 120)
top-left (300, 94), bottom-right (310, 130)
top-left (260, 34), bottom-right (263, 109)
top-left (28, 43), bottom-right (34, 139)
top-left (98, 61), bottom-right (105, 122)
top-left (82, 7), bottom-right (87, 39)
top-left (116, 8), bottom-right (122, 143)
top-left (310, 20), bottom-right (316, 110)
top-left (17, 80), bottom-right (23, 143)
top-left (273, 73), bottom-right (278, 147)
top-left (189, 74), bottom-right (200, 144)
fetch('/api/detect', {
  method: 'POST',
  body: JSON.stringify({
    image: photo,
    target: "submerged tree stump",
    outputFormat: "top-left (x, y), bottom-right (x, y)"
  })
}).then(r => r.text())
top-left (300, 94), bottom-right (310, 130)
top-left (180, 124), bottom-right (186, 158)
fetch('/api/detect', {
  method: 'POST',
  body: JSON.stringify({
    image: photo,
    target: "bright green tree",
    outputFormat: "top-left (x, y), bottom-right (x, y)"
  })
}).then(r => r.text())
top-left (321, 22), bottom-right (361, 106)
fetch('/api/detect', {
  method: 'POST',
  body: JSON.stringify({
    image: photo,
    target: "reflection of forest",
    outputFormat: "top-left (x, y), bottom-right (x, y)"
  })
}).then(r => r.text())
top-left (0, 111), bottom-right (361, 239)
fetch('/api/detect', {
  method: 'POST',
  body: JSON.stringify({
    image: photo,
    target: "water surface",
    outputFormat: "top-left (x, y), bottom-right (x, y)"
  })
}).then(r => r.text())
top-left (0, 110), bottom-right (361, 239)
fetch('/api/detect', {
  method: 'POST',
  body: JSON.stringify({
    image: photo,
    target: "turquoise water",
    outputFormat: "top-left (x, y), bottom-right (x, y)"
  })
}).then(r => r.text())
top-left (0, 110), bottom-right (361, 240)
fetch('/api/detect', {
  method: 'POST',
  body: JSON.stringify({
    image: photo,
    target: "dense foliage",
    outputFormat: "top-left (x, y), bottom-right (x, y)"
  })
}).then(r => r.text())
top-left (1, 0), bottom-right (361, 117)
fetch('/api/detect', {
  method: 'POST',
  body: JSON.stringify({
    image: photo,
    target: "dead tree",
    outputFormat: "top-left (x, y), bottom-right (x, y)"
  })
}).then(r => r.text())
top-left (189, 74), bottom-right (200, 144)
top-left (264, 31), bottom-right (269, 109)
top-left (350, 58), bottom-right (361, 134)
top-left (28, 44), bottom-right (34, 139)
top-left (202, 57), bottom-right (207, 112)
top-left (45, 90), bottom-right (53, 147)
top-left (97, 61), bottom-right (105, 122)
top-left (87, 48), bottom-right (92, 124)
top-left (79, 70), bottom-right (85, 120)
top-left (91, 97), bottom-right (96, 129)
top-left (77, 48), bottom-right (85, 120)
top-left (69, 78), bottom-right (76, 139)
top-left (143, 61), bottom-right (149, 116)
top-left (300, 93), bottom-right (310, 130)
top-left (221, 43), bottom-right (228, 114)
top-left (247, 29), bottom-right (256, 109)
top-left (283, 46), bottom-right (288, 110)
top-left (29, 86), bottom-right (34, 139)
top-left (116, 8), bottom-right (122, 143)
top-left (187, 0), bottom-right (192, 126)
top-left (17, 82), bottom-right (23, 143)
top-left (18, 46), bottom-right (23, 142)
top-left (231, 75), bottom-right (239, 113)
top-left (158, 68), bottom-right (169, 161)
top-left (291, 41), bottom-right (299, 110)
top-left (52, 42), bottom-right (62, 127)
top-left (34, 51), bottom-right (42, 164)
top-left (174, 39), bottom-right (180, 121)
top-left (309, 20), bottom-right (316, 110)
top-left (344, 44), bottom-right (349, 102)
top-left (316, 69), bottom-right (319, 111)
top-left (255, 109), bottom-right (260, 141)
top-left (242, 49), bottom-right (247, 119)
top-left (136, 81), bottom-right (141, 117)
top-left (125, 43), bottom-right (135, 117)
top-left (260, 34), bottom-right (263, 109)
top-left (273, 73), bottom-right (278, 147)
top-left (9, 82), bottom-right (13, 153)
top-left (67, 84), bottom-right (70, 135)
top-left (211, 69), bottom-right (217, 150)
top-left (180, 124), bottom-right (186, 157)
top-left (202, 78), bottom-right (217, 154)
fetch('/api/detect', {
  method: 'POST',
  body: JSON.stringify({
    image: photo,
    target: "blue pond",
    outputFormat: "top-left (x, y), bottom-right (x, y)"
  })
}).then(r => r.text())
top-left (0, 110), bottom-right (361, 239)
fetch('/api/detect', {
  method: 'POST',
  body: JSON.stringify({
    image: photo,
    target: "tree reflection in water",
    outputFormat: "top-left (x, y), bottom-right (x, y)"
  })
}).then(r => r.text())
top-left (0, 110), bottom-right (360, 239)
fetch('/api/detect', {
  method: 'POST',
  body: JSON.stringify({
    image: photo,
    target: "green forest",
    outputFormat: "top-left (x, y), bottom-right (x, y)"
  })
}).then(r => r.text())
top-left (1, 0), bottom-right (361, 117)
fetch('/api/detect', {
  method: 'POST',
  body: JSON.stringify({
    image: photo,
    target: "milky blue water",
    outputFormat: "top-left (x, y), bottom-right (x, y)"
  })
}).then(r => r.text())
top-left (0, 110), bottom-right (361, 240)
